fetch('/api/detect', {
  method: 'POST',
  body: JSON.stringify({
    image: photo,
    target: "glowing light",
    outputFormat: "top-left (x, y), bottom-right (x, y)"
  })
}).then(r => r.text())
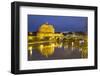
top-left (28, 36), bottom-right (33, 40)
top-left (51, 44), bottom-right (55, 47)
top-left (30, 50), bottom-right (32, 56)
top-left (28, 46), bottom-right (33, 56)
top-left (40, 44), bottom-right (43, 52)
top-left (40, 45), bottom-right (43, 48)
top-left (72, 42), bottom-right (74, 46)
top-left (37, 22), bottom-right (63, 40)
top-left (28, 46), bottom-right (32, 51)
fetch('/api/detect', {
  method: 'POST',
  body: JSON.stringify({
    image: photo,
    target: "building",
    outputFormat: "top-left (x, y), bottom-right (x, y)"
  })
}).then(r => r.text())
top-left (37, 22), bottom-right (63, 40)
top-left (37, 22), bottom-right (55, 39)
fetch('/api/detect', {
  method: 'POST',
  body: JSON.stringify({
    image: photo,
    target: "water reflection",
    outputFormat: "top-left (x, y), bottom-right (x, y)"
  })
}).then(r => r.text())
top-left (28, 40), bottom-right (88, 60)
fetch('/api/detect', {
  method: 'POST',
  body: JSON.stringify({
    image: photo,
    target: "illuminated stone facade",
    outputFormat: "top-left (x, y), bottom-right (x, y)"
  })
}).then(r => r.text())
top-left (37, 22), bottom-right (63, 39)
top-left (37, 22), bottom-right (55, 38)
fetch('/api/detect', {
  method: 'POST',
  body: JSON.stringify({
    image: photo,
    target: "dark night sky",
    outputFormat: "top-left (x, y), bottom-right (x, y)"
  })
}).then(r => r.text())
top-left (28, 15), bottom-right (88, 32)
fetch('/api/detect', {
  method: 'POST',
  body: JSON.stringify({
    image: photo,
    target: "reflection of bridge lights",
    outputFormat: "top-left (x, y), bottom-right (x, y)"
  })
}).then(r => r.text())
top-left (72, 42), bottom-right (74, 46)
top-left (71, 47), bottom-right (74, 51)
top-left (28, 46), bottom-right (33, 56)
top-left (30, 50), bottom-right (32, 56)
top-left (40, 44), bottom-right (43, 52)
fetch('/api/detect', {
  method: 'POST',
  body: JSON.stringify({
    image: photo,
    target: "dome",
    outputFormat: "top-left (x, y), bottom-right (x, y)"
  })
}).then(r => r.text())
top-left (38, 22), bottom-right (55, 33)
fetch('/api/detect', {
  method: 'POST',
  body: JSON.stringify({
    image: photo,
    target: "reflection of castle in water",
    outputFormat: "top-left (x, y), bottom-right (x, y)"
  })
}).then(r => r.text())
top-left (28, 22), bottom-right (88, 60)
top-left (28, 41), bottom-right (87, 58)
top-left (29, 41), bottom-right (63, 57)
